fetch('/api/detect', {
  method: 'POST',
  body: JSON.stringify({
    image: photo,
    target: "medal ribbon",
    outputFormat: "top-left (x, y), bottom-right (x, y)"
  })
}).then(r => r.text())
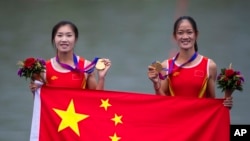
top-left (56, 54), bottom-right (99, 74)
top-left (159, 52), bottom-right (198, 80)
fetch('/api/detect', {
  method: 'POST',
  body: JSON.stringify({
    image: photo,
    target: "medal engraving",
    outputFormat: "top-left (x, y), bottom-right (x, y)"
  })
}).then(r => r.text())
top-left (95, 59), bottom-right (105, 70)
top-left (151, 61), bottom-right (163, 73)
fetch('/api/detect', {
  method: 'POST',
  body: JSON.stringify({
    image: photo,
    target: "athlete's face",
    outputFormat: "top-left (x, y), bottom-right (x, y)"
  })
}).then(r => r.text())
top-left (174, 20), bottom-right (197, 50)
top-left (54, 25), bottom-right (77, 53)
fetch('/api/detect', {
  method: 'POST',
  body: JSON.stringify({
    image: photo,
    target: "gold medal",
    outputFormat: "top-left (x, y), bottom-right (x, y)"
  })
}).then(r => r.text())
top-left (151, 61), bottom-right (163, 73)
top-left (95, 59), bottom-right (105, 70)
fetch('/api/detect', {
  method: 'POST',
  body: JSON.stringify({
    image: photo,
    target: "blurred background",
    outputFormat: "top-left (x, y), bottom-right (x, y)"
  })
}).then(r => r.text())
top-left (0, 0), bottom-right (249, 140)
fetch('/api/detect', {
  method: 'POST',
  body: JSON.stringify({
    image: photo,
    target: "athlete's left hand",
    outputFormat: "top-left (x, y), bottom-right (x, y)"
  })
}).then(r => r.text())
top-left (223, 96), bottom-right (233, 109)
top-left (98, 58), bottom-right (111, 78)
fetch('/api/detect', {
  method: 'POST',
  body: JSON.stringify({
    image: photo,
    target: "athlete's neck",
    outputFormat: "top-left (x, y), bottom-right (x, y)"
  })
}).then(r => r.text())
top-left (178, 49), bottom-right (196, 61)
top-left (57, 52), bottom-right (75, 64)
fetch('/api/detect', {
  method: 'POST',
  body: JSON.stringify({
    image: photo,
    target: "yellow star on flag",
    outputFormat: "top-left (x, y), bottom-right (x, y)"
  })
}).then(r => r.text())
top-left (111, 113), bottom-right (123, 126)
top-left (100, 98), bottom-right (112, 111)
top-left (53, 99), bottom-right (89, 136)
top-left (109, 132), bottom-right (121, 141)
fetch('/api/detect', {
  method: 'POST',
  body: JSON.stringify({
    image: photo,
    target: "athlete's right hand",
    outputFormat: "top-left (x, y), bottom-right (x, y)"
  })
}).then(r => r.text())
top-left (148, 65), bottom-right (159, 84)
top-left (29, 80), bottom-right (44, 94)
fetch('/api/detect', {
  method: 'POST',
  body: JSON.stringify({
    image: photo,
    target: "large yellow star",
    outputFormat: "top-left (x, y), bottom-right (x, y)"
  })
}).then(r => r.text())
top-left (109, 132), bottom-right (121, 141)
top-left (53, 99), bottom-right (89, 136)
top-left (111, 113), bottom-right (123, 126)
top-left (100, 98), bottom-right (112, 111)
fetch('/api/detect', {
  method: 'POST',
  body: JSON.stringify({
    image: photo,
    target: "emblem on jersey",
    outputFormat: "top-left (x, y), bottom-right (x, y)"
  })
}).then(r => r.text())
top-left (173, 72), bottom-right (180, 76)
top-left (51, 76), bottom-right (58, 80)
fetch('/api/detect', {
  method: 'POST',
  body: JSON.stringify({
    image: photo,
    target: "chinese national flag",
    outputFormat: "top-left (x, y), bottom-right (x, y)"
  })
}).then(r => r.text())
top-left (30, 86), bottom-right (230, 141)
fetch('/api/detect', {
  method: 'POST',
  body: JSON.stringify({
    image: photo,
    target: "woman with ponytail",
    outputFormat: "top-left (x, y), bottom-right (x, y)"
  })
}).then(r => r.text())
top-left (147, 16), bottom-right (233, 109)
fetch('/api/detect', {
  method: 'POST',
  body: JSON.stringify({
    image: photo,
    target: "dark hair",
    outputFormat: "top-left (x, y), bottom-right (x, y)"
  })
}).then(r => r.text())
top-left (51, 20), bottom-right (79, 46)
top-left (173, 16), bottom-right (198, 52)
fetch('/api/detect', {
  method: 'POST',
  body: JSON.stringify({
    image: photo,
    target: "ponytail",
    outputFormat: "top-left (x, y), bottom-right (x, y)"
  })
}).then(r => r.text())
top-left (194, 41), bottom-right (198, 52)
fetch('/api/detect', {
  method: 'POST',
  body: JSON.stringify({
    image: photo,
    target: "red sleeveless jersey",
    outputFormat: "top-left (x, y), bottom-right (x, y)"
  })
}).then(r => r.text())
top-left (167, 56), bottom-right (209, 98)
top-left (45, 57), bottom-right (86, 89)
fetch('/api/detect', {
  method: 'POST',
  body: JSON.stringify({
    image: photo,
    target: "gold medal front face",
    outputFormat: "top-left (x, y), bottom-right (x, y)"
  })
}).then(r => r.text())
top-left (95, 59), bottom-right (105, 70)
top-left (151, 61), bottom-right (162, 73)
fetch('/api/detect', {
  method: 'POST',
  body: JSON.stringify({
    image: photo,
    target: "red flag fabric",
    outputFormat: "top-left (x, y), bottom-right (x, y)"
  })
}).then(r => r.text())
top-left (30, 86), bottom-right (230, 141)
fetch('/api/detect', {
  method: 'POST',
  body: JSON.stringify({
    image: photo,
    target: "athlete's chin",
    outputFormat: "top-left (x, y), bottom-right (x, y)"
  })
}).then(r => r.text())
top-left (57, 47), bottom-right (72, 52)
top-left (180, 45), bottom-right (193, 50)
top-left (58, 49), bottom-right (71, 53)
